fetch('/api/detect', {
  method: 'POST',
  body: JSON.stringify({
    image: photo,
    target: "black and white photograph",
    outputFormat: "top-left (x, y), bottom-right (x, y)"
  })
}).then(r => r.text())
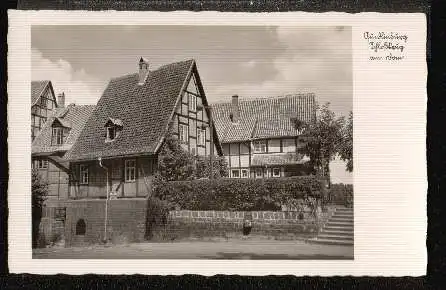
top-left (29, 25), bottom-right (354, 260)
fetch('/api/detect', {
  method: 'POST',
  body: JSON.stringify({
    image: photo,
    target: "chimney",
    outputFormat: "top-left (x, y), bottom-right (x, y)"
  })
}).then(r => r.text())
top-left (138, 57), bottom-right (149, 85)
top-left (57, 92), bottom-right (65, 108)
top-left (231, 95), bottom-right (240, 123)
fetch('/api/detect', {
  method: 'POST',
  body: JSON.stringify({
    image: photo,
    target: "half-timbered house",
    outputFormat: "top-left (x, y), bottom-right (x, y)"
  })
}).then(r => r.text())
top-left (32, 103), bottom-right (96, 200)
top-left (212, 94), bottom-right (316, 178)
top-left (64, 58), bottom-right (222, 199)
top-left (31, 80), bottom-right (59, 141)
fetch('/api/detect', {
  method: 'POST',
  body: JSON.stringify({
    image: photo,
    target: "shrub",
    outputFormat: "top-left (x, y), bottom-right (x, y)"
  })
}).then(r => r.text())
top-left (157, 134), bottom-right (196, 181)
top-left (195, 155), bottom-right (229, 179)
top-left (153, 176), bottom-right (322, 211)
top-left (32, 168), bottom-right (48, 248)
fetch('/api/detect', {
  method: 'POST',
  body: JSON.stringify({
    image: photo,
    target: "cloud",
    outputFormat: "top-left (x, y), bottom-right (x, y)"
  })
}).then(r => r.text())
top-left (32, 48), bottom-right (105, 105)
top-left (209, 26), bottom-right (352, 118)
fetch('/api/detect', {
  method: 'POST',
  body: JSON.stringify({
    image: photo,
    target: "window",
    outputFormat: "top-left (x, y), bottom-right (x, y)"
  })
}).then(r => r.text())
top-left (256, 168), bottom-right (263, 178)
top-left (41, 97), bottom-right (47, 107)
top-left (52, 127), bottom-right (64, 145)
top-left (231, 169), bottom-right (240, 178)
top-left (179, 124), bottom-right (189, 143)
top-left (253, 140), bottom-right (267, 153)
top-left (80, 164), bottom-right (89, 184)
top-left (272, 168), bottom-right (281, 177)
top-left (189, 93), bottom-right (197, 111)
top-left (37, 159), bottom-right (48, 169)
top-left (75, 219), bottom-right (86, 235)
top-left (106, 126), bottom-right (116, 141)
top-left (125, 160), bottom-right (136, 182)
top-left (241, 169), bottom-right (249, 178)
top-left (197, 129), bottom-right (205, 146)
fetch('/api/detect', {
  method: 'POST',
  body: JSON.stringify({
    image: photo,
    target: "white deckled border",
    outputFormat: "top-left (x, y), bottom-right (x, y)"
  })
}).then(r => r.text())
top-left (8, 10), bottom-right (427, 276)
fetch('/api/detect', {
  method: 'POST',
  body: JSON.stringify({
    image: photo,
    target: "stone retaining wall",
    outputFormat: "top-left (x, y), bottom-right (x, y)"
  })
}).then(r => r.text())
top-left (155, 207), bottom-right (337, 241)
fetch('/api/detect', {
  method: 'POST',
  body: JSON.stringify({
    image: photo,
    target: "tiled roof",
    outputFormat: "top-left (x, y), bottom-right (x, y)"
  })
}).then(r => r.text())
top-left (31, 80), bottom-right (50, 105)
top-left (251, 153), bottom-right (310, 166)
top-left (65, 59), bottom-right (195, 161)
top-left (32, 104), bottom-right (96, 154)
top-left (211, 94), bottom-right (316, 143)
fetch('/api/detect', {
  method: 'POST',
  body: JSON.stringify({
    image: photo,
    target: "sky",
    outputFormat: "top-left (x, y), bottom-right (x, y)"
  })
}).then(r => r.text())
top-left (32, 25), bottom-right (353, 184)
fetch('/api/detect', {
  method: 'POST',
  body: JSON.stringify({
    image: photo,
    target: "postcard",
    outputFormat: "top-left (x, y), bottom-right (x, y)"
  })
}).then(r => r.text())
top-left (8, 10), bottom-right (426, 276)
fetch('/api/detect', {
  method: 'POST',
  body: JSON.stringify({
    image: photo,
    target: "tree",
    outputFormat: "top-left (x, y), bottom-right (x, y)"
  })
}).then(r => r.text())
top-left (297, 102), bottom-right (346, 179)
top-left (32, 168), bottom-right (48, 248)
top-left (339, 111), bottom-right (353, 172)
top-left (155, 131), bottom-right (228, 182)
top-left (156, 133), bottom-right (197, 181)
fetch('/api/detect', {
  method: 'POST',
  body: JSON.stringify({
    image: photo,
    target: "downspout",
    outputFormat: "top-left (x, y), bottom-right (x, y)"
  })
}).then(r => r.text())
top-left (98, 157), bottom-right (109, 243)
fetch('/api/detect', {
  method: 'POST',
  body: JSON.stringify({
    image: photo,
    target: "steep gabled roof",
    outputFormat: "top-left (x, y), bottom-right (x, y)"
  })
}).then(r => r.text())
top-left (31, 80), bottom-right (57, 106)
top-left (32, 104), bottom-right (96, 155)
top-left (211, 94), bottom-right (316, 143)
top-left (65, 59), bottom-right (196, 161)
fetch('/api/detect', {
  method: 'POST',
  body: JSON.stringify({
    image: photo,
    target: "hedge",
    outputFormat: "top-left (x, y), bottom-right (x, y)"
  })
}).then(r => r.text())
top-left (153, 176), bottom-right (322, 211)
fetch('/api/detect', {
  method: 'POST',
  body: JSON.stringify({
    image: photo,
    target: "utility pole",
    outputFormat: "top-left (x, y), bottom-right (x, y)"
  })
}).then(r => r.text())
top-left (98, 157), bottom-right (109, 243)
top-left (208, 106), bottom-right (214, 179)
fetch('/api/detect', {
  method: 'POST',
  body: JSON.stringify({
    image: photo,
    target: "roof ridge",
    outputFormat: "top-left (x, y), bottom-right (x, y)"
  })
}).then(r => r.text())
top-left (107, 59), bottom-right (195, 84)
top-left (211, 93), bottom-right (315, 105)
top-left (239, 93), bottom-right (315, 102)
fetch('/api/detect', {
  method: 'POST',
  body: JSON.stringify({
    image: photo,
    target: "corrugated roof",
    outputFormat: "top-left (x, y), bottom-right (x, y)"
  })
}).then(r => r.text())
top-left (64, 59), bottom-right (195, 161)
top-left (32, 104), bottom-right (96, 154)
top-left (31, 80), bottom-right (50, 105)
top-left (211, 94), bottom-right (316, 143)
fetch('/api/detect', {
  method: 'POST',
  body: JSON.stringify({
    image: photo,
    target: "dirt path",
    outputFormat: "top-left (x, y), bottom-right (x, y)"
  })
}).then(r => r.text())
top-left (33, 240), bottom-right (353, 259)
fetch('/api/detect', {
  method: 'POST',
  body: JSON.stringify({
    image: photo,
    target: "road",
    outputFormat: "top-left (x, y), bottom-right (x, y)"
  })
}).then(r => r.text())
top-left (33, 240), bottom-right (353, 259)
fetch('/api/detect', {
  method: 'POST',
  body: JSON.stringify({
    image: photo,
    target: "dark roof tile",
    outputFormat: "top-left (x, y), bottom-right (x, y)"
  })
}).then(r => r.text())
top-left (65, 59), bottom-right (195, 161)
top-left (32, 104), bottom-right (96, 154)
top-left (31, 80), bottom-right (50, 105)
top-left (212, 94), bottom-right (316, 143)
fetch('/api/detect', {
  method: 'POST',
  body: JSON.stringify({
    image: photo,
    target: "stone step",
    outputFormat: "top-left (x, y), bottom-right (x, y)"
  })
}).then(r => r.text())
top-left (332, 215), bottom-right (353, 220)
top-left (326, 221), bottom-right (354, 227)
top-left (334, 212), bottom-right (353, 216)
top-left (335, 208), bottom-right (354, 213)
top-left (317, 234), bottom-right (354, 241)
top-left (308, 237), bottom-right (354, 246)
top-left (321, 229), bottom-right (354, 236)
top-left (323, 225), bottom-right (354, 232)
top-left (330, 217), bottom-right (354, 222)
top-left (333, 212), bottom-right (354, 217)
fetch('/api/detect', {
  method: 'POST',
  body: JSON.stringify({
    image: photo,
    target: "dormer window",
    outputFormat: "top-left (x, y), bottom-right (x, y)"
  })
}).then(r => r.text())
top-left (104, 118), bottom-right (123, 142)
top-left (107, 126), bottom-right (116, 141)
top-left (51, 118), bottom-right (71, 145)
top-left (52, 127), bottom-right (64, 145)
